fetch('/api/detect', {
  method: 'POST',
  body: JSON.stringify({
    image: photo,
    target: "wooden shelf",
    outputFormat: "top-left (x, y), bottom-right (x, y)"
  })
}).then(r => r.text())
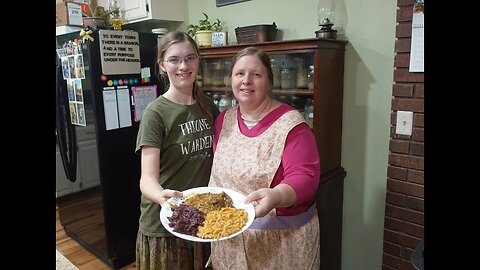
top-left (200, 87), bottom-right (313, 96)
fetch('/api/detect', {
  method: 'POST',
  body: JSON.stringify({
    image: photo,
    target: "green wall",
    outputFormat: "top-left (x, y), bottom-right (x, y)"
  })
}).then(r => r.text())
top-left (182, 1), bottom-right (397, 269)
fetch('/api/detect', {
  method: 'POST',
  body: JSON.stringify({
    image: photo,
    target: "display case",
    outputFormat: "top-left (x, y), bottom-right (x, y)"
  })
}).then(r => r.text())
top-left (199, 38), bottom-right (347, 270)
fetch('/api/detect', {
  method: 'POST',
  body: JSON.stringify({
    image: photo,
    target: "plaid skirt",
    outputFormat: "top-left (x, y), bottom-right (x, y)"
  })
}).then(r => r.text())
top-left (136, 230), bottom-right (212, 270)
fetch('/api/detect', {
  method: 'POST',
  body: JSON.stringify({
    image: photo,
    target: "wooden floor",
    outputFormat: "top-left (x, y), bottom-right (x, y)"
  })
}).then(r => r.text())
top-left (56, 205), bottom-right (136, 270)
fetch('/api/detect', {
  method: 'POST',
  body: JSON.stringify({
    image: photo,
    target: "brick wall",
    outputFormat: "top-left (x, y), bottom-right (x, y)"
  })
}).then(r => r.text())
top-left (382, 0), bottom-right (424, 269)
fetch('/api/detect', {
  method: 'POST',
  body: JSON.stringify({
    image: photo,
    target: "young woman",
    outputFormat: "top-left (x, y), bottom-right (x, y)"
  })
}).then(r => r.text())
top-left (135, 31), bottom-right (219, 270)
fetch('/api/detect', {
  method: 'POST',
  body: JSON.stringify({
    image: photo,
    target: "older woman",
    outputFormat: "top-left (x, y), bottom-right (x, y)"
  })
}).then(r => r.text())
top-left (208, 47), bottom-right (321, 269)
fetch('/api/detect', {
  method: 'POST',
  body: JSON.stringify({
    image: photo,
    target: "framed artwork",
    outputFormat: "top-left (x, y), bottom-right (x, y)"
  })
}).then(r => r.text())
top-left (212, 32), bottom-right (228, 47)
top-left (216, 0), bottom-right (251, 7)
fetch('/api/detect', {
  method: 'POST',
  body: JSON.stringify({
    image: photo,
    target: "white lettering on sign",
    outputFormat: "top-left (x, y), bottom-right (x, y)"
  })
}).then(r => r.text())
top-left (99, 30), bottom-right (142, 75)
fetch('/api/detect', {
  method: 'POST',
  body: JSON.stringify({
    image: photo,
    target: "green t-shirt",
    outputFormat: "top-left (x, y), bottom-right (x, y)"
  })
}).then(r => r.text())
top-left (135, 95), bottom-right (218, 237)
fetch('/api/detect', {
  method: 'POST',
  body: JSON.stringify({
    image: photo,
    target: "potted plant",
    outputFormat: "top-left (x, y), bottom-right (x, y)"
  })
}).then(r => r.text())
top-left (187, 12), bottom-right (223, 47)
top-left (82, 4), bottom-right (109, 29)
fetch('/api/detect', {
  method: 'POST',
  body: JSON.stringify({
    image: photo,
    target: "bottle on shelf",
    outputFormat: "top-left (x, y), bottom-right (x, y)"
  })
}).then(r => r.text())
top-left (281, 55), bottom-right (297, 90)
top-left (294, 56), bottom-right (308, 89)
top-left (281, 67), bottom-right (296, 89)
top-left (223, 58), bottom-right (232, 87)
top-left (290, 95), bottom-right (306, 112)
top-left (218, 94), bottom-right (232, 112)
top-left (271, 57), bottom-right (282, 89)
top-left (196, 73), bottom-right (203, 87)
top-left (211, 59), bottom-right (224, 86)
top-left (304, 98), bottom-right (314, 128)
top-left (308, 65), bottom-right (315, 89)
top-left (201, 60), bottom-right (212, 86)
top-left (231, 95), bottom-right (237, 107)
top-left (276, 94), bottom-right (290, 104)
top-left (212, 93), bottom-right (221, 109)
top-left (108, 0), bottom-right (125, 30)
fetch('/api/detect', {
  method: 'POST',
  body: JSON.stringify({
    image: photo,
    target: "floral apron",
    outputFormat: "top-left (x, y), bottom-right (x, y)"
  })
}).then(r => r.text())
top-left (209, 106), bottom-right (320, 270)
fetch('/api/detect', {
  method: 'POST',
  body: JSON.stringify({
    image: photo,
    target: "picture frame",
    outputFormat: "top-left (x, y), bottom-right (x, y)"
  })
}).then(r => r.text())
top-left (212, 31), bottom-right (228, 47)
top-left (216, 0), bottom-right (251, 7)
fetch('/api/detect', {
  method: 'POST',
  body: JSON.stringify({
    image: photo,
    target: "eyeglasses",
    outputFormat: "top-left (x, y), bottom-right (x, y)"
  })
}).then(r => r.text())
top-left (163, 55), bottom-right (198, 67)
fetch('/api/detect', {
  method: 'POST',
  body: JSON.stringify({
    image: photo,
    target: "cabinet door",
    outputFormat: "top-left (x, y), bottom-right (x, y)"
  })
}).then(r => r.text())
top-left (125, 0), bottom-right (185, 23)
top-left (270, 52), bottom-right (314, 128)
top-left (125, 0), bottom-right (149, 22)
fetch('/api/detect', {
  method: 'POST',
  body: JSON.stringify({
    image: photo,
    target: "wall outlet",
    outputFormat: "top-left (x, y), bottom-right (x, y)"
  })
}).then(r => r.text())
top-left (395, 111), bottom-right (413, 135)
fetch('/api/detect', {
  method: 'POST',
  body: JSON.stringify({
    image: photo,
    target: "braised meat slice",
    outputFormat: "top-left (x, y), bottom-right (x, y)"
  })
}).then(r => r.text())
top-left (183, 192), bottom-right (234, 214)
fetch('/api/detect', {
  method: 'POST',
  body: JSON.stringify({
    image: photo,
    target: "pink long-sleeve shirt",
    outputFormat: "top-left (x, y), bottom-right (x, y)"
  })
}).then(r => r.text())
top-left (213, 103), bottom-right (320, 216)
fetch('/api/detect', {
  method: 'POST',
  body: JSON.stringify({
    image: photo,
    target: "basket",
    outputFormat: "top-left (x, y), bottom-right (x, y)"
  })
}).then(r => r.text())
top-left (235, 22), bottom-right (277, 44)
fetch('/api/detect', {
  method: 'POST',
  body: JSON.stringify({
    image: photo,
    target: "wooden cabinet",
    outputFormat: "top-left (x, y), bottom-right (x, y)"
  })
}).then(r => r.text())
top-left (199, 38), bottom-right (347, 270)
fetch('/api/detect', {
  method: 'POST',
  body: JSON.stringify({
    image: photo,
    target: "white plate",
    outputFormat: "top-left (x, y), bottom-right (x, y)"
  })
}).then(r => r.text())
top-left (160, 186), bottom-right (255, 242)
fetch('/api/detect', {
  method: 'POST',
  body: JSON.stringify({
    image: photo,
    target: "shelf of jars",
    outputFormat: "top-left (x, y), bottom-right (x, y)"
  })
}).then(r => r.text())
top-left (199, 51), bottom-right (316, 123)
top-left (200, 87), bottom-right (313, 96)
top-left (202, 87), bottom-right (314, 129)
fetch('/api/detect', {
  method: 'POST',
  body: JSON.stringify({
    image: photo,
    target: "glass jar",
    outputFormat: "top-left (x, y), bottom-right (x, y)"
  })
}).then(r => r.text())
top-left (223, 58), bottom-right (232, 86)
top-left (294, 57), bottom-right (308, 88)
top-left (196, 73), bottom-right (203, 87)
top-left (218, 94), bottom-right (232, 112)
top-left (211, 69), bottom-right (224, 86)
top-left (307, 65), bottom-right (314, 89)
top-left (290, 95), bottom-right (306, 111)
top-left (201, 60), bottom-right (212, 86)
top-left (231, 96), bottom-right (237, 107)
top-left (212, 93), bottom-right (221, 109)
top-left (271, 57), bottom-right (282, 89)
top-left (211, 60), bottom-right (224, 86)
top-left (276, 95), bottom-right (290, 104)
top-left (109, 0), bottom-right (126, 30)
top-left (281, 68), bottom-right (296, 89)
top-left (304, 98), bottom-right (314, 128)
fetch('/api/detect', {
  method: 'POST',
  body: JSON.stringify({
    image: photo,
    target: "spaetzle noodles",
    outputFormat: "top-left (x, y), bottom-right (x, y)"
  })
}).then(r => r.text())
top-left (197, 207), bottom-right (248, 239)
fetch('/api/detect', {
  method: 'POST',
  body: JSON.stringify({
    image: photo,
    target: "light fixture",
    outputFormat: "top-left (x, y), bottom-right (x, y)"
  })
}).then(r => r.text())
top-left (316, 0), bottom-right (347, 39)
top-left (109, 0), bottom-right (126, 30)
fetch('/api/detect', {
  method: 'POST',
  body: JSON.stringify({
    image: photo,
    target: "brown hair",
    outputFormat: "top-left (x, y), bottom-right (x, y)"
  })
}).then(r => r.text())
top-left (230, 46), bottom-right (274, 90)
top-left (156, 31), bottom-right (213, 120)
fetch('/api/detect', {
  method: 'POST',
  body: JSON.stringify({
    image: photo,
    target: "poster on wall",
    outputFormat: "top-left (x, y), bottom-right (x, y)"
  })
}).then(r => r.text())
top-left (132, 85), bottom-right (157, 122)
top-left (216, 0), bottom-right (250, 7)
top-left (409, 0), bottom-right (424, 73)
